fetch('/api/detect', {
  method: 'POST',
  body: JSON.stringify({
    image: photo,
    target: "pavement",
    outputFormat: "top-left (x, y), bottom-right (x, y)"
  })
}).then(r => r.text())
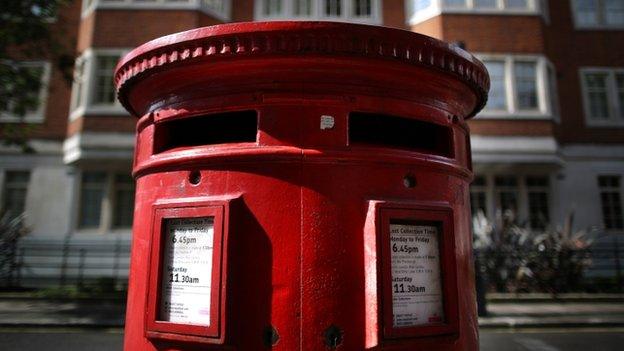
top-left (0, 297), bottom-right (125, 328)
top-left (479, 300), bottom-right (624, 329)
top-left (0, 293), bottom-right (623, 329)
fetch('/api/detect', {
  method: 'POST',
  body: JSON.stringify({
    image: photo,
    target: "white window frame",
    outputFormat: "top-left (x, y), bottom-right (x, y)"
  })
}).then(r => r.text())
top-left (470, 173), bottom-right (554, 229)
top-left (0, 61), bottom-right (51, 123)
top-left (254, 0), bottom-right (382, 24)
top-left (579, 67), bottom-right (624, 127)
top-left (571, 0), bottom-right (624, 30)
top-left (406, 0), bottom-right (547, 25)
top-left (74, 169), bottom-right (135, 234)
top-left (82, 0), bottom-right (231, 21)
top-left (69, 49), bottom-right (130, 120)
top-left (477, 54), bottom-right (555, 120)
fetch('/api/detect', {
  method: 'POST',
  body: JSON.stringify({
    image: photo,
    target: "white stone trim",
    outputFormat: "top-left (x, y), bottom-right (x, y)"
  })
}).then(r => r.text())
top-left (254, 0), bottom-right (382, 25)
top-left (407, 0), bottom-right (545, 26)
top-left (63, 132), bottom-right (135, 164)
top-left (561, 144), bottom-right (624, 160)
top-left (82, 0), bottom-right (231, 21)
top-left (470, 135), bottom-right (561, 164)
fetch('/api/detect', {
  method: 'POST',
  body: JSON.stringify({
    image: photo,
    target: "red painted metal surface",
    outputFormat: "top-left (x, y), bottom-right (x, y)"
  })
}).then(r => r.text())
top-left (116, 21), bottom-right (489, 351)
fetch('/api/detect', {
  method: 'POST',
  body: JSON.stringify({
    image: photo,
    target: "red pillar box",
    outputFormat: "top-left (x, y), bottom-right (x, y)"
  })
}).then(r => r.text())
top-left (115, 22), bottom-right (489, 351)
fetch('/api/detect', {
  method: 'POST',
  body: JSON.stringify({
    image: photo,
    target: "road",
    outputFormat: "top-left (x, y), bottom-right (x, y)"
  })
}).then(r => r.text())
top-left (0, 328), bottom-right (623, 350)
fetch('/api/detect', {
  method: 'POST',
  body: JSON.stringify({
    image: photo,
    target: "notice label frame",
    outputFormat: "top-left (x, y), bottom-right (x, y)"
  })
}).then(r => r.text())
top-left (379, 205), bottom-right (458, 339)
top-left (145, 199), bottom-right (229, 344)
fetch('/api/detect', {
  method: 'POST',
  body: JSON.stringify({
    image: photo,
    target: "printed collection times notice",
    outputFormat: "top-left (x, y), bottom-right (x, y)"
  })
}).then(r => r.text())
top-left (390, 223), bottom-right (445, 328)
top-left (159, 217), bottom-right (214, 325)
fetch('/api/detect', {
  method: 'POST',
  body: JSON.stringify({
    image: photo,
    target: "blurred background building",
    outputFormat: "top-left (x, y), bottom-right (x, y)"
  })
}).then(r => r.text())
top-left (0, 0), bottom-right (623, 289)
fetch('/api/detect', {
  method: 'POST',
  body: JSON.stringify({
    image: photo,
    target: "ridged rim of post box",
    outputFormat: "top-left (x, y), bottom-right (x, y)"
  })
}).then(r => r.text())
top-left (114, 21), bottom-right (490, 118)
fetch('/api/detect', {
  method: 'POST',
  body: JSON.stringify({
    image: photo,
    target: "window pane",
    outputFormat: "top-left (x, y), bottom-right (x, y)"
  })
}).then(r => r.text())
top-left (495, 176), bottom-right (518, 215)
top-left (528, 192), bottom-right (550, 229)
top-left (527, 176), bottom-right (550, 230)
top-left (484, 61), bottom-right (507, 110)
top-left (598, 175), bottom-right (619, 188)
top-left (202, 0), bottom-right (225, 12)
top-left (353, 0), bottom-right (372, 16)
top-left (474, 0), bottom-right (497, 8)
top-left (515, 62), bottom-right (538, 109)
top-left (73, 60), bottom-right (85, 109)
top-left (470, 191), bottom-right (487, 216)
top-left (294, 0), bottom-right (312, 16)
top-left (263, 0), bottom-right (282, 16)
top-left (22, 65), bottom-right (45, 113)
top-left (584, 72), bottom-right (610, 119)
top-left (548, 66), bottom-right (560, 118)
top-left (443, 0), bottom-right (467, 7)
top-left (598, 175), bottom-right (624, 230)
top-left (605, 0), bottom-right (624, 25)
top-left (473, 175), bottom-right (486, 186)
top-left (617, 73), bottom-right (624, 118)
top-left (113, 174), bottom-right (134, 228)
top-left (505, 0), bottom-right (528, 9)
top-left (2, 171), bottom-right (30, 217)
top-left (79, 171), bottom-right (106, 228)
top-left (526, 176), bottom-right (549, 187)
top-left (325, 0), bottom-right (342, 16)
top-left (499, 192), bottom-right (518, 213)
top-left (414, 0), bottom-right (434, 11)
top-left (93, 55), bottom-right (119, 105)
top-left (575, 0), bottom-right (599, 26)
top-left (495, 176), bottom-right (518, 187)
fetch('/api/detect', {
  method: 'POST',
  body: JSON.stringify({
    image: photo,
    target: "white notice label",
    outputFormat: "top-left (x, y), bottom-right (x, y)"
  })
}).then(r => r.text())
top-left (390, 224), bottom-right (444, 328)
top-left (159, 217), bottom-right (214, 325)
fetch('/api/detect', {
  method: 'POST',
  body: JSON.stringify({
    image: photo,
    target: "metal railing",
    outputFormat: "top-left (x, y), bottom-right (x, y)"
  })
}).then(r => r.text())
top-left (2, 238), bottom-right (131, 290)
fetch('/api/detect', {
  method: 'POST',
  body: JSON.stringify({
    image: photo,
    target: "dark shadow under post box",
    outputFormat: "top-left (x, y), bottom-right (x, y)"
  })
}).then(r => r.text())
top-left (115, 21), bottom-right (489, 351)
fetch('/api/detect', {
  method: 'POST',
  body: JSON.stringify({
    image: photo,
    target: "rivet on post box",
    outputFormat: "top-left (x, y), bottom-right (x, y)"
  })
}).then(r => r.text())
top-left (115, 22), bottom-right (489, 351)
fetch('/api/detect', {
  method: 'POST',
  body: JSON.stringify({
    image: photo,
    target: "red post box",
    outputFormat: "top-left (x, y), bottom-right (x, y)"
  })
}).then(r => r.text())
top-left (115, 21), bottom-right (489, 351)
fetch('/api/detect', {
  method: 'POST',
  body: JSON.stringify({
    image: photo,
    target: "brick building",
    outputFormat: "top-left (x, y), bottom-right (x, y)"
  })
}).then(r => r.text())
top-left (1, 0), bottom-right (623, 286)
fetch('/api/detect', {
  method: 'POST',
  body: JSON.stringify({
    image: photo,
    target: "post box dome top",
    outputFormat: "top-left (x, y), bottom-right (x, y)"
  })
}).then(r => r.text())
top-left (115, 21), bottom-right (489, 118)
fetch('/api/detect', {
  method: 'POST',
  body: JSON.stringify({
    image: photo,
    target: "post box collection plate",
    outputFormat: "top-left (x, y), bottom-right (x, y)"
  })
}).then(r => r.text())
top-left (389, 223), bottom-right (444, 328)
top-left (145, 201), bottom-right (228, 343)
top-left (380, 205), bottom-right (458, 339)
top-left (159, 217), bottom-right (214, 325)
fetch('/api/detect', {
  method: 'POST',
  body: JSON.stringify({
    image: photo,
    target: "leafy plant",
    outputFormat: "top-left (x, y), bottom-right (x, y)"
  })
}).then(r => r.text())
top-left (473, 210), bottom-right (600, 295)
top-left (0, 211), bottom-right (29, 287)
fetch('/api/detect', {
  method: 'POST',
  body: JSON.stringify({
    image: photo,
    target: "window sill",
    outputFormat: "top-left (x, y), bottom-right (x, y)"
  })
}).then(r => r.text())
top-left (255, 15), bottom-right (382, 25)
top-left (585, 120), bottom-right (624, 128)
top-left (73, 228), bottom-right (132, 236)
top-left (408, 8), bottom-right (542, 25)
top-left (70, 105), bottom-right (129, 120)
top-left (476, 111), bottom-right (554, 120)
top-left (573, 25), bottom-right (624, 31)
top-left (82, 3), bottom-right (230, 21)
top-left (0, 114), bottom-right (44, 124)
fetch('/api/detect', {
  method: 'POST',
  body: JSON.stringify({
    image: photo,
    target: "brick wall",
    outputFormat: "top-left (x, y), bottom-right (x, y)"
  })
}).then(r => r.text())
top-left (441, 15), bottom-right (545, 54)
top-left (546, 0), bottom-right (624, 144)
